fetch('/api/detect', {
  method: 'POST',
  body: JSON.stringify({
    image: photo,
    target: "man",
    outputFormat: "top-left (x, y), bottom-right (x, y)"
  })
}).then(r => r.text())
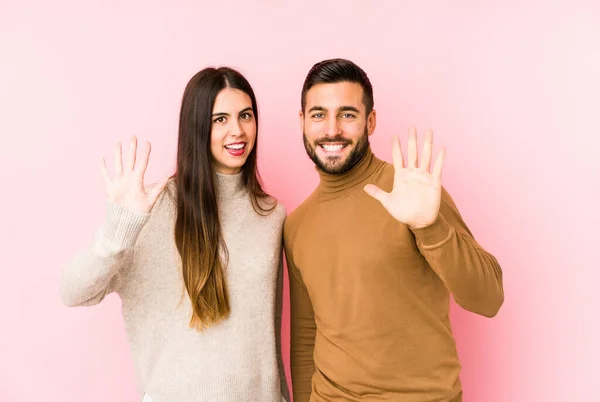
top-left (283, 58), bottom-right (504, 402)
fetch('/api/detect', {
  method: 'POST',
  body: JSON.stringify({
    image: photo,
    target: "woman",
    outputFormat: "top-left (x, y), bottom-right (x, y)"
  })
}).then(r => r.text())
top-left (60, 67), bottom-right (289, 402)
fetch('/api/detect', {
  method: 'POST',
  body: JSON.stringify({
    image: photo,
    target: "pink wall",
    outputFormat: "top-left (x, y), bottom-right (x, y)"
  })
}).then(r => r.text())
top-left (1, 1), bottom-right (598, 401)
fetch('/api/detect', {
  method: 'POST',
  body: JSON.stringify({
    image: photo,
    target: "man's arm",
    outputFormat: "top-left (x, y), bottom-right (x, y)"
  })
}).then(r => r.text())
top-left (275, 257), bottom-right (291, 402)
top-left (410, 187), bottom-right (504, 317)
top-left (286, 248), bottom-right (316, 402)
top-left (363, 128), bottom-right (504, 317)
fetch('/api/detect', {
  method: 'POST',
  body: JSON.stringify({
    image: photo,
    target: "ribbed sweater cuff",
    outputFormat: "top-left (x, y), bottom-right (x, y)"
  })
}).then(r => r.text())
top-left (409, 213), bottom-right (453, 248)
top-left (100, 202), bottom-right (150, 249)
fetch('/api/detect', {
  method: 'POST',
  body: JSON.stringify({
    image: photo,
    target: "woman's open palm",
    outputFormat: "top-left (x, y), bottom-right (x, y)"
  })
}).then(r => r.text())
top-left (101, 136), bottom-right (170, 214)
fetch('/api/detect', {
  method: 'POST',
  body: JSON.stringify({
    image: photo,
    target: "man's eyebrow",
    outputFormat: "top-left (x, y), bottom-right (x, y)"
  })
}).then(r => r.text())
top-left (338, 106), bottom-right (360, 113)
top-left (307, 106), bottom-right (360, 113)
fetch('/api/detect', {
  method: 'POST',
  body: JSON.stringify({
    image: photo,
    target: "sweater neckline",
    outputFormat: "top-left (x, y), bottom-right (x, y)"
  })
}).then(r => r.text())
top-left (214, 171), bottom-right (246, 201)
top-left (316, 146), bottom-right (385, 197)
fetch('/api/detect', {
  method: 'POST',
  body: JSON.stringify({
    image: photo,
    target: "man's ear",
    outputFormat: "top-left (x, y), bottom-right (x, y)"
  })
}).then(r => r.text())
top-left (367, 109), bottom-right (377, 136)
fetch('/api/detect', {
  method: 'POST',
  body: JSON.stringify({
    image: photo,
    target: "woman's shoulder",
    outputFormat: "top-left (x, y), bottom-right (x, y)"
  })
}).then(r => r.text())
top-left (245, 195), bottom-right (286, 233)
top-left (273, 198), bottom-right (287, 221)
top-left (145, 179), bottom-right (177, 221)
top-left (258, 194), bottom-right (287, 219)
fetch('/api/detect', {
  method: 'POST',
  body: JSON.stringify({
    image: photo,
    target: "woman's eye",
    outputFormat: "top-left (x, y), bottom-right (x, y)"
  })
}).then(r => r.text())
top-left (240, 113), bottom-right (252, 121)
top-left (214, 116), bottom-right (226, 123)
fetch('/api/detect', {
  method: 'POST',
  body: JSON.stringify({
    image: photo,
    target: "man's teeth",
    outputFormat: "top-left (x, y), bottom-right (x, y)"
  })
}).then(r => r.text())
top-left (321, 144), bottom-right (345, 152)
top-left (225, 143), bottom-right (245, 150)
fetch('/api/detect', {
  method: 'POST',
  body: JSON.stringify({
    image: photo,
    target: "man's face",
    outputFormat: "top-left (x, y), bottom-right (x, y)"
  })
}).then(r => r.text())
top-left (301, 82), bottom-right (376, 174)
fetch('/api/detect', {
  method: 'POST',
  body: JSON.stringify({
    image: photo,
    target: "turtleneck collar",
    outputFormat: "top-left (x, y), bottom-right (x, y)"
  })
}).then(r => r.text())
top-left (316, 146), bottom-right (385, 196)
top-left (214, 170), bottom-right (246, 200)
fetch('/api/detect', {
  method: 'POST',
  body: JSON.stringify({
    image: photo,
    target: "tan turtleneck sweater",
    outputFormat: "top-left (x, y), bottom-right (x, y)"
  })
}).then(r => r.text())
top-left (60, 173), bottom-right (289, 402)
top-left (283, 147), bottom-right (504, 402)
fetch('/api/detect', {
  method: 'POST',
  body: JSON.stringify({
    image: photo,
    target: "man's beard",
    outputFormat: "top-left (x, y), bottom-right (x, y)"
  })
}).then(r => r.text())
top-left (303, 128), bottom-right (370, 175)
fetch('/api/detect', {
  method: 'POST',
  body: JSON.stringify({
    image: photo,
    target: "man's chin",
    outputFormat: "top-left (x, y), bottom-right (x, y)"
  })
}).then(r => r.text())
top-left (315, 156), bottom-right (349, 174)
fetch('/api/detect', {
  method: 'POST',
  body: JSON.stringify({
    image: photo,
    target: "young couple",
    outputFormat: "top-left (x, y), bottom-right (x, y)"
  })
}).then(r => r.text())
top-left (61, 58), bottom-right (504, 402)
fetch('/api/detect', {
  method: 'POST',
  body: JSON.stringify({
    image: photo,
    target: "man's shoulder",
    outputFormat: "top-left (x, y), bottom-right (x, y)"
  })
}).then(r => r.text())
top-left (283, 190), bottom-right (319, 239)
top-left (368, 158), bottom-right (395, 190)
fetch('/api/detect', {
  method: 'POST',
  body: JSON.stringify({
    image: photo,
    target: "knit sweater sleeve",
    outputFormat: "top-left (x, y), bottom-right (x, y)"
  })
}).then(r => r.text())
top-left (275, 254), bottom-right (291, 402)
top-left (409, 186), bottom-right (504, 317)
top-left (284, 233), bottom-right (316, 402)
top-left (60, 201), bottom-right (150, 307)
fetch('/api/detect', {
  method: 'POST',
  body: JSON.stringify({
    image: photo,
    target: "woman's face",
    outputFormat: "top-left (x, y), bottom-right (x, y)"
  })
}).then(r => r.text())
top-left (210, 88), bottom-right (256, 175)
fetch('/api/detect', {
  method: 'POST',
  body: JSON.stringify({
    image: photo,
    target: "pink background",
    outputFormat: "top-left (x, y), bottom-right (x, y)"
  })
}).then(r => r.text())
top-left (1, 1), bottom-right (598, 401)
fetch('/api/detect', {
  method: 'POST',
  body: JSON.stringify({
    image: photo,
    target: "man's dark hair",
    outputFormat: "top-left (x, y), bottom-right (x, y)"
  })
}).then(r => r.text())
top-left (301, 58), bottom-right (374, 114)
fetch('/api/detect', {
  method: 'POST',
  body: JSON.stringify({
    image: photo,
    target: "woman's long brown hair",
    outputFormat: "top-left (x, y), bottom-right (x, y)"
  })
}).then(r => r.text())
top-left (173, 67), bottom-right (274, 330)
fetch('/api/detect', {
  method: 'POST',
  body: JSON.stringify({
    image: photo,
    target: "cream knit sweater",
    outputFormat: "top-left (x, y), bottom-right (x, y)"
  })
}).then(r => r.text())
top-left (60, 172), bottom-right (289, 402)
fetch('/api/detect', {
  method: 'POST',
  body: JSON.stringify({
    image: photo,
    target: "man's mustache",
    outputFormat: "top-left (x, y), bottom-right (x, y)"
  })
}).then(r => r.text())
top-left (314, 135), bottom-right (352, 145)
